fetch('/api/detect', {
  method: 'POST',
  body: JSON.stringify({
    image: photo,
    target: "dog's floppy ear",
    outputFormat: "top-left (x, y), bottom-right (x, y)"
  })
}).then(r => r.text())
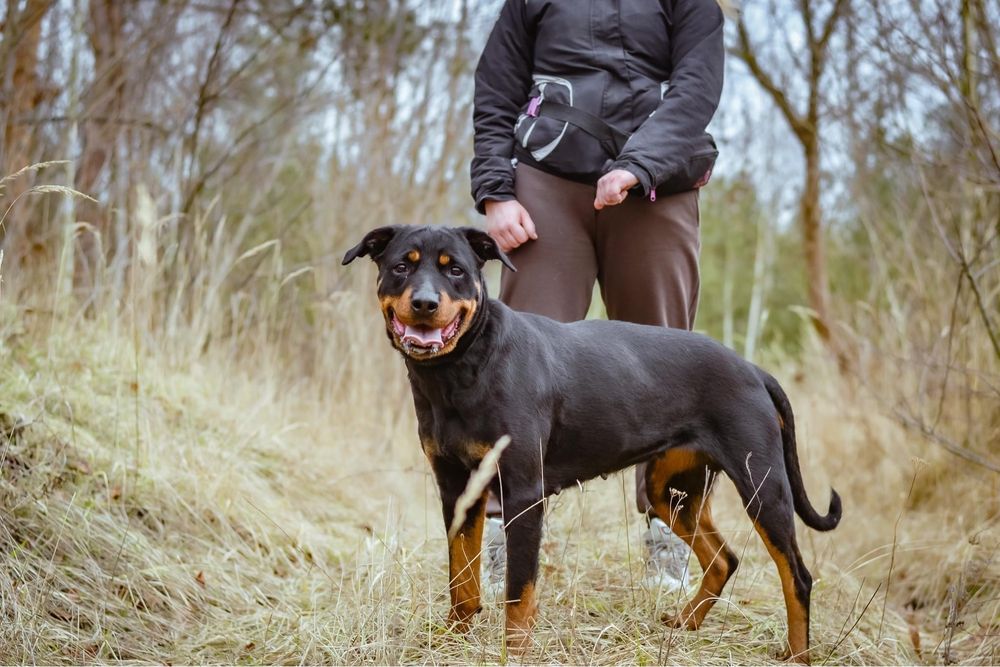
top-left (459, 227), bottom-right (516, 272)
top-left (342, 225), bottom-right (404, 265)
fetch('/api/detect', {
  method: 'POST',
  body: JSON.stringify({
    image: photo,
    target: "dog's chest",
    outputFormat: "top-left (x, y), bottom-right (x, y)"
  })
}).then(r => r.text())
top-left (421, 436), bottom-right (492, 469)
top-left (419, 416), bottom-right (497, 469)
top-left (410, 369), bottom-right (502, 469)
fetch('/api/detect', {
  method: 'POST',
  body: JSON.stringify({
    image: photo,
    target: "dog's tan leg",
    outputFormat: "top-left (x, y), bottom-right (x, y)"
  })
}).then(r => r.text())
top-left (672, 499), bottom-right (737, 629)
top-left (753, 522), bottom-right (811, 664)
top-left (447, 491), bottom-right (488, 631)
top-left (505, 582), bottom-right (537, 655)
top-left (500, 485), bottom-right (544, 657)
top-left (647, 451), bottom-right (738, 630)
top-left (658, 495), bottom-right (738, 629)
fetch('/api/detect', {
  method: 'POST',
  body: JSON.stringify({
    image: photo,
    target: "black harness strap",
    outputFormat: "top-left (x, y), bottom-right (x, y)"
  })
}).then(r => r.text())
top-left (532, 100), bottom-right (631, 157)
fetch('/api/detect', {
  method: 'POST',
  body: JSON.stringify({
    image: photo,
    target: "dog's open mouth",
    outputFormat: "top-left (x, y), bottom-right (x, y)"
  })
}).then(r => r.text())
top-left (390, 311), bottom-right (463, 355)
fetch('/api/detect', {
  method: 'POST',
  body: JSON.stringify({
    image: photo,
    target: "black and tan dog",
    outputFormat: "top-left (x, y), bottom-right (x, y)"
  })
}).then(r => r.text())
top-left (343, 224), bottom-right (841, 663)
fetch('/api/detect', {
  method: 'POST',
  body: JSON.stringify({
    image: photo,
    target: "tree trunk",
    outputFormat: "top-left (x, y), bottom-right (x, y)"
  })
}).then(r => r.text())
top-left (75, 0), bottom-right (127, 288)
top-left (78, 0), bottom-right (125, 198)
top-left (801, 133), bottom-right (833, 342)
top-left (733, 0), bottom-right (849, 361)
top-left (0, 0), bottom-right (52, 262)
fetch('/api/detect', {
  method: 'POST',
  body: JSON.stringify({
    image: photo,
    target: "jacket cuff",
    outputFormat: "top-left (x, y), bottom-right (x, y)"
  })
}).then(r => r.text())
top-left (474, 189), bottom-right (517, 215)
top-left (606, 160), bottom-right (654, 198)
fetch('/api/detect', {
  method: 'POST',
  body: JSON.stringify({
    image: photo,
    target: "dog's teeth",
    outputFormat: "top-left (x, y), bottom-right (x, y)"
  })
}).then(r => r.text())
top-left (431, 345), bottom-right (440, 353)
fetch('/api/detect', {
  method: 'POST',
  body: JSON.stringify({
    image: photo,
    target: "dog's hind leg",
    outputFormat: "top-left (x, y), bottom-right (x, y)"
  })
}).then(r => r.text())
top-left (648, 449), bottom-right (739, 631)
top-left (431, 457), bottom-right (488, 632)
top-left (752, 517), bottom-right (812, 664)
top-left (729, 451), bottom-right (813, 664)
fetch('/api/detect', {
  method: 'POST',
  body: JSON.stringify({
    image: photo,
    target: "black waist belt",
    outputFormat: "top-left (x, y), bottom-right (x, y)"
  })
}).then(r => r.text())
top-left (528, 99), bottom-right (631, 157)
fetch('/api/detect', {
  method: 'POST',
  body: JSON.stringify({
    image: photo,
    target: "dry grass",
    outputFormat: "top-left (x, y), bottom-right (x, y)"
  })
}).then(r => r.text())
top-left (0, 171), bottom-right (997, 664)
top-left (0, 296), bottom-right (996, 665)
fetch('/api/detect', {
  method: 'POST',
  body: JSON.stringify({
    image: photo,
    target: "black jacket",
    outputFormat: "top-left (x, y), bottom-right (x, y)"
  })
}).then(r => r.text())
top-left (471, 0), bottom-right (725, 213)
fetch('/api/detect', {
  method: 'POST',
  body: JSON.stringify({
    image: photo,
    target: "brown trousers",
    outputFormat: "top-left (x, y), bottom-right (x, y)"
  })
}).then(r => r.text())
top-left (486, 164), bottom-right (701, 517)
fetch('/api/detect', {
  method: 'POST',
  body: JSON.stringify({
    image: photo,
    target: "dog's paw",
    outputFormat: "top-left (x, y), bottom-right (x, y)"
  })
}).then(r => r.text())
top-left (447, 604), bottom-right (481, 634)
top-left (776, 646), bottom-right (810, 665)
top-left (661, 611), bottom-right (699, 631)
top-left (505, 629), bottom-right (534, 659)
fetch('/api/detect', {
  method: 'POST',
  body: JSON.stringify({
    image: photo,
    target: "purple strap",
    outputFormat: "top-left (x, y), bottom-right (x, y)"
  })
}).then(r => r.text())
top-left (526, 96), bottom-right (542, 118)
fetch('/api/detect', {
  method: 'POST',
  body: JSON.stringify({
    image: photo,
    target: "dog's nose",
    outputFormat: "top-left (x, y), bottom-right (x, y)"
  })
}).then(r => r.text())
top-left (411, 291), bottom-right (439, 314)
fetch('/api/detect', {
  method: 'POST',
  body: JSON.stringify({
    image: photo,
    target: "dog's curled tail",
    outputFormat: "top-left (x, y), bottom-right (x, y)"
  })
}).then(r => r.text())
top-left (760, 370), bottom-right (842, 532)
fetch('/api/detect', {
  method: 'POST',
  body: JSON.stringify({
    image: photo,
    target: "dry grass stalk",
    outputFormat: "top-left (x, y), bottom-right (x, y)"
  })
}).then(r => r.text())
top-left (447, 436), bottom-right (510, 541)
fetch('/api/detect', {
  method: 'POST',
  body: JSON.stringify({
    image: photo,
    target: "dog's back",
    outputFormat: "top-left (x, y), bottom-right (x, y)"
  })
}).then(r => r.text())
top-left (491, 300), bottom-right (775, 486)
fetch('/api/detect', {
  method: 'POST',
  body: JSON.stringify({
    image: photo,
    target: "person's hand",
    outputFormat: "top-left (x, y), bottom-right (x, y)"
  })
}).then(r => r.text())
top-left (485, 199), bottom-right (537, 253)
top-left (594, 169), bottom-right (639, 210)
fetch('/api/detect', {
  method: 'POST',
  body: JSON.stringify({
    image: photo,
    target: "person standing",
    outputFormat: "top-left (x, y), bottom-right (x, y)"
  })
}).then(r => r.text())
top-left (470, 0), bottom-right (725, 595)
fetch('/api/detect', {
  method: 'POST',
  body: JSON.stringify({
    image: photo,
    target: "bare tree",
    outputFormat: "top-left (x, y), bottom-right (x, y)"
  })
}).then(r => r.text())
top-left (732, 0), bottom-right (849, 355)
top-left (0, 0), bottom-right (53, 262)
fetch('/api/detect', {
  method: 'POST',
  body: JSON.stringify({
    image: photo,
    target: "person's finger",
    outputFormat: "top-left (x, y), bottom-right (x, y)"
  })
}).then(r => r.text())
top-left (599, 175), bottom-right (631, 208)
top-left (494, 227), bottom-right (514, 252)
top-left (520, 208), bottom-right (538, 240)
top-left (594, 180), bottom-right (609, 209)
top-left (610, 174), bottom-right (629, 195)
top-left (503, 227), bottom-right (521, 252)
top-left (597, 184), bottom-right (616, 208)
top-left (508, 221), bottom-right (529, 246)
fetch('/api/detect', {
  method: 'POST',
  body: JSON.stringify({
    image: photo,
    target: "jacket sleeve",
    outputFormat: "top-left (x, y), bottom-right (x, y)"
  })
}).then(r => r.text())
top-left (606, 0), bottom-right (725, 196)
top-left (470, 0), bottom-right (535, 214)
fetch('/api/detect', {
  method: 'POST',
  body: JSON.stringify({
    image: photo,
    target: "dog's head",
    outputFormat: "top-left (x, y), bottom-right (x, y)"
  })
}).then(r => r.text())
top-left (342, 225), bottom-right (515, 360)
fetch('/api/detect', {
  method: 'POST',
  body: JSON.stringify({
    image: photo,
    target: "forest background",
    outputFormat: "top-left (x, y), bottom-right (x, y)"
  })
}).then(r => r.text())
top-left (0, 0), bottom-right (997, 663)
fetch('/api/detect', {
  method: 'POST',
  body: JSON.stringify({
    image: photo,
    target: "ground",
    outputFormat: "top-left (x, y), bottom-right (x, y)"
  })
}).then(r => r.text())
top-left (0, 314), bottom-right (996, 664)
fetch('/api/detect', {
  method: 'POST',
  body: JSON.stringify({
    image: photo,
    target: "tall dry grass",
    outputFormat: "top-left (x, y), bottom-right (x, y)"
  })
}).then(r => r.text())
top-left (0, 171), bottom-right (997, 665)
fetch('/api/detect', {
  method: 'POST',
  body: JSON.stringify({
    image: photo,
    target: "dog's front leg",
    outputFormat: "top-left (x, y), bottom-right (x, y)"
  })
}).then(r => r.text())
top-left (500, 484), bottom-right (544, 656)
top-left (431, 456), bottom-right (488, 632)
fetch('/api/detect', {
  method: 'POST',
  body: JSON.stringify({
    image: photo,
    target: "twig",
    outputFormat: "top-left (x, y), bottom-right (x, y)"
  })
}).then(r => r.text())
top-left (891, 408), bottom-right (1000, 473)
top-left (826, 581), bottom-right (883, 660)
top-left (879, 462), bottom-right (923, 640)
top-left (943, 583), bottom-right (961, 664)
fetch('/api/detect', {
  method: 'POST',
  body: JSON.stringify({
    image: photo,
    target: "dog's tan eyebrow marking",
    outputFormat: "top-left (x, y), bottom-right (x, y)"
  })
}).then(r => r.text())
top-left (407, 250), bottom-right (420, 262)
top-left (439, 254), bottom-right (451, 265)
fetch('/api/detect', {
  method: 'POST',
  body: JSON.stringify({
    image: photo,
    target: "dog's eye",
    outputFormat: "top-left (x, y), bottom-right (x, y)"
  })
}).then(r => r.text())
top-left (393, 263), bottom-right (408, 274)
top-left (448, 265), bottom-right (465, 277)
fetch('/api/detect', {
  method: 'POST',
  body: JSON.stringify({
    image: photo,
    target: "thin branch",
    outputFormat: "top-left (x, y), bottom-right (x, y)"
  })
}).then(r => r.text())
top-left (819, 0), bottom-right (849, 50)
top-left (732, 19), bottom-right (808, 140)
top-left (798, 0), bottom-right (816, 45)
top-left (8, 114), bottom-right (172, 135)
top-left (183, 0), bottom-right (240, 212)
top-left (960, 255), bottom-right (1000, 364)
top-left (892, 409), bottom-right (1000, 473)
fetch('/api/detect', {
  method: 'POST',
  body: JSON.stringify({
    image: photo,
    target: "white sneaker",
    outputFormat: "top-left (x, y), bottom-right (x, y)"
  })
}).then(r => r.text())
top-left (482, 517), bottom-right (506, 599)
top-left (643, 517), bottom-right (692, 592)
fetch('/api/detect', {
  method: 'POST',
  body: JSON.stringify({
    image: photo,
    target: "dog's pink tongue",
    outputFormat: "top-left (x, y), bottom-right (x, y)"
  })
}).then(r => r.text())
top-left (403, 325), bottom-right (443, 347)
